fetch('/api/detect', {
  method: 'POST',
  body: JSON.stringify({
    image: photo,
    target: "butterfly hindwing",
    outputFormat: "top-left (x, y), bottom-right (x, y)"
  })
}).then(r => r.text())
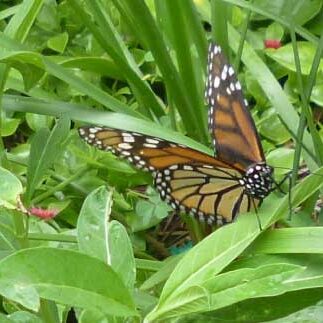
top-left (78, 126), bottom-right (255, 224)
top-left (155, 163), bottom-right (256, 224)
top-left (205, 43), bottom-right (265, 170)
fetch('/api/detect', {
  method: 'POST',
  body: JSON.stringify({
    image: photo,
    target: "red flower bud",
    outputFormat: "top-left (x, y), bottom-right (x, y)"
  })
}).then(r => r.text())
top-left (264, 39), bottom-right (281, 49)
top-left (29, 207), bottom-right (58, 220)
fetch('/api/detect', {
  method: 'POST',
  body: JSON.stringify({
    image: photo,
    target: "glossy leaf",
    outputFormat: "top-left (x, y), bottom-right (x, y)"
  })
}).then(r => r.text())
top-left (25, 115), bottom-right (70, 204)
top-left (77, 186), bottom-right (112, 263)
top-left (0, 167), bottom-right (23, 209)
top-left (0, 247), bottom-right (137, 316)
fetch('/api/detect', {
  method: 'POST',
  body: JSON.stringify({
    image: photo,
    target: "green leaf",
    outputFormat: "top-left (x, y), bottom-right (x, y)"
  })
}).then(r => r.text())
top-left (146, 167), bottom-right (323, 320)
top-left (3, 95), bottom-right (212, 156)
top-left (151, 263), bottom-right (303, 320)
top-left (77, 186), bottom-right (112, 264)
top-left (0, 35), bottom-right (143, 118)
top-left (247, 227), bottom-right (323, 254)
top-left (47, 32), bottom-right (69, 53)
top-left (8, 311), bottom-right (42, 323)
top-left (250, 0), bottom-right (322, 26)
top-left (149, 212), bottom-right (262, 317)
top-left (25, 113), bottom-right (54, 131)
top-left (204, 288), bottom-right (323, 322)
top-left (265, 21), bottom-right (284, 40)
top-left (25, 115), bottom-right (70, 204)
top-left (1, 115), bottom-right (20, 137)
top-left (232, 254), bottom-right (323, 293)
top-left (108, 220), bottom-right (136, 291)
top-left (266, 147), bottom-right (294, 176)
top-left (140, 255), bottom-right (183, 291)
top-left (130, 192), bottom-right (171, 231)
top-left (259, 108), bottom-right (291, 144)
top-left (77, 186), bottom-right (136, 291)
top-left (0, 209), bottom-right (19, 257)
top-left (0, 247), bottom-right (137, 316)
top-left (79, 309), bottom-right (111, 323)
top-left (0, 168), bottom-right (23, 209)
top-left (266, 42), bottom-right (323, 75)
top-left (5, 0), bottom-right (43, 42)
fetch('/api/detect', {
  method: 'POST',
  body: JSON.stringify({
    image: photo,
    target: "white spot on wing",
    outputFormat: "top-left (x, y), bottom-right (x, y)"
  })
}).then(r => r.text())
top-left (118, 143), bottom-right (132, 150)
top-left (213, 76), bottom-right (220, 89)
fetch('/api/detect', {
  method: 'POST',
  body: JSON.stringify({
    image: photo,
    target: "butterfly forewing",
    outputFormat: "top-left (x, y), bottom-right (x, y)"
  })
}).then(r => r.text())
top-left (78, 126), bottom-right (254, 224)
top-left (205, 43), bottom-right (265, 170)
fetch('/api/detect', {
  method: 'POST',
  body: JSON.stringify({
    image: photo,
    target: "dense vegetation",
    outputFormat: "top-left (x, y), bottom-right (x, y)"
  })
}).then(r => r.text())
top-left (0, 0), bottom-right (323, 322)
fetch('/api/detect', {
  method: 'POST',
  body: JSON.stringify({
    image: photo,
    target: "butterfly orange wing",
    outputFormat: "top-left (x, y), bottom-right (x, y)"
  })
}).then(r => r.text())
top-left (79, 127), bottom-right (256, 224)
top-left (205, 43), bottom-right (265, 170)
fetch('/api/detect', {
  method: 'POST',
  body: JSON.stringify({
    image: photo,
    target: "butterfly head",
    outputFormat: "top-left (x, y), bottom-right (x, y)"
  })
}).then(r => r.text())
top-left (240, 163), bottom-right (273, 199)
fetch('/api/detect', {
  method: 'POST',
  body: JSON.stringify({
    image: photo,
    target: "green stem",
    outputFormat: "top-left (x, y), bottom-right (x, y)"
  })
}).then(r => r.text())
top-left (31, 166), bottom-right (89, 204)
top-left (290, 25), bottom-right (323, 187)
top-left (28, 233), bottom-right (77, 243)
top-left (12, 210), bottom-right (29, 248)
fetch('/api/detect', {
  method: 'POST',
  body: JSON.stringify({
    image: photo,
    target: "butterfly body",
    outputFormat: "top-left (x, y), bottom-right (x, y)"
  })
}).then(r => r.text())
top-left (79, 42), bottom-right (274, 226)
top-left (242, 163), bottom-right (273, 199)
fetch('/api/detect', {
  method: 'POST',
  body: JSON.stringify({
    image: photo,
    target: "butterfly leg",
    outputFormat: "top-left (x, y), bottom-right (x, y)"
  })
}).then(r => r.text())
top-left (251, 198), bottom-right (262, 231)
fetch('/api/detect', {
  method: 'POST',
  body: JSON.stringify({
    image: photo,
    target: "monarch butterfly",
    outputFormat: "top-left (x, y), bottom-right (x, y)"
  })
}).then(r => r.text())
top-left (79, 43), bottom-right (274, 226)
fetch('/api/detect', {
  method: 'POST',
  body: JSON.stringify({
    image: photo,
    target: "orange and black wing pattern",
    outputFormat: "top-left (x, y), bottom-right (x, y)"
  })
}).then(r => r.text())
top-left (78, 127), bottom-right (256, 224)
top-left (205, 43), bottom-right (265, 170)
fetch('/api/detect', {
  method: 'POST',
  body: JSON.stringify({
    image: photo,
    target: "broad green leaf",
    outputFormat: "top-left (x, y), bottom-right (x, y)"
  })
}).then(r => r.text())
top-left (108, 221), bottom-right (136, 291)
top-left (259, 108), bottom-right (291, 144)
top-left (8, 311), bottom-right (42, 323)
top-left (247, 227), bottom-right (323, 254)
top-left (312, 82), bottom-right (323, 106)
top-left (147, 167), bottom-right (323, 320)
top-left (0, 247), bottom-right (136, 316)
top-left (0, 209), bottom-right (19, 257)
top-left (25, 113), bottom-right (53, 131)
top-left (266, 148), bottom-right (294, 176)
top-left (140, 255), bottom-right (183, 291)
top-left (221, 0), bottom-right (318, 43)
top-left (25, 116), bottom-right (70, 203)
top-left (250, 0), bottom-right (322, 26)
top-left (0, 168), bottom-right (23, 209)
top-left (231, 254), bottom-right (323, 293)
top-left (150, 263), bottom-right (303, 320)
top-left (79, 309), bottom-right (110, 323)
top-left (1, 115), bottom-right (20, 137)
top-left (77, 186), bottom-right (112, 264)
top-left (200, 288), bottom-right (323, 322)
top-left (47, 32), bottom-right (69, 53)
top-left (131, 193), bottom-right (171, 231)
top-left (266, 42), bottom-right (323, 75)
top-left (0, 313), bottom-right (12, 323)
top-left (151, 209), bottom-right (262, 309)
top-left (265, 22), bottom-right (284, 40)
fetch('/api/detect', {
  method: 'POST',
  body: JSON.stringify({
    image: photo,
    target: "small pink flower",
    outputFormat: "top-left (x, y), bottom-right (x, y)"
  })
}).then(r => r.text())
top-left (29, 207), bottom-right (58, 220)
top-left (264, 39), bottom-right (281, 49)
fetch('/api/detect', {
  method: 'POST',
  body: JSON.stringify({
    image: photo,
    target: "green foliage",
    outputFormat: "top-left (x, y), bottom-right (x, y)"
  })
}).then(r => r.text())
top-left (0, 0), bottom-right (322, 322)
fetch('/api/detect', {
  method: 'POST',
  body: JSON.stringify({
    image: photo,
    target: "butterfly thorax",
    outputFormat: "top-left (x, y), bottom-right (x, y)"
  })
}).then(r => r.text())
top-left (239, 163), bottom-right (273, 199)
